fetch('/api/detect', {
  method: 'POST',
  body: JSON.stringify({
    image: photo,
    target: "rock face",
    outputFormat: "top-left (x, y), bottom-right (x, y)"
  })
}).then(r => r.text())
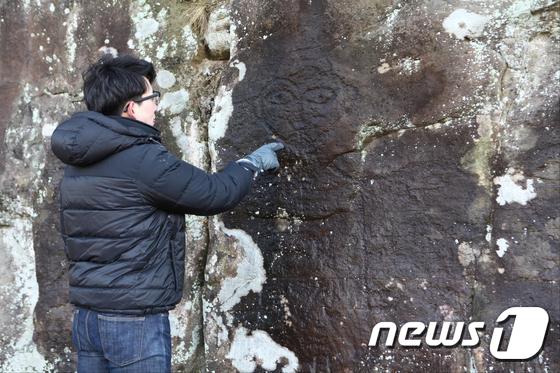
top-left (0, 0), bottom-right (558, 372)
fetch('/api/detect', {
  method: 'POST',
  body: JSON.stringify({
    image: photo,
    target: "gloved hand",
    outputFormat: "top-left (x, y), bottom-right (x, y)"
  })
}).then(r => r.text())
top-left (237, 143), bottom-right (284, 173)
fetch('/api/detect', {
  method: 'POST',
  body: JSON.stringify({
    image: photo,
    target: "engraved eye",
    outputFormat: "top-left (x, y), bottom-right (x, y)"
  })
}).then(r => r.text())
top-left (303, 87), bottom-right (336, 104)
top-left (266, 90), bottom-right (296, 105)
top-left (263, 79), bottom-right (299, 106)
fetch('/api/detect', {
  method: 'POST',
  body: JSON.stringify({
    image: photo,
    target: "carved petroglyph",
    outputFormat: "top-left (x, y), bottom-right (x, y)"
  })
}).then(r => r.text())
top-left (234, 59), bottom-right (359, 162)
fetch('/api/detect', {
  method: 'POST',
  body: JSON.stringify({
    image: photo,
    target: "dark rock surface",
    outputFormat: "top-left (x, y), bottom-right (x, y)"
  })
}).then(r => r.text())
top-left (206, 0), bottom-right (559, 371)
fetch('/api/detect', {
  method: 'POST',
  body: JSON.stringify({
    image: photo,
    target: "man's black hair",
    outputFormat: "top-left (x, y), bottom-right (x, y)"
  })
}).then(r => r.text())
top-left (82, 54), bottom-right (156, 115)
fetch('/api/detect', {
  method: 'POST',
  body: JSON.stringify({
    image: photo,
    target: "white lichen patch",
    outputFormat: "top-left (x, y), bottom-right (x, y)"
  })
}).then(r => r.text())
top-left (169, 301), bottom-right (201, 364)
top-left (207, 253), bottom-right (218, 274)
top-left (156, 7), bottom-right (168, 24)
top-left (457, 241), bottom-right (480, 267)
top-left (494, 169), bottom-right (537, 206)
top-left (41, 122), bottom-right (57, 137)
top-left (168, 114), bottom-right (209, 249)
top-left (208, 86), bottom-right (233, 169)
top-left (377, 58), bottom-right (420, 75)
top-left (216, 222), bottom-right (266, 312)
top-left (159, 89), bottom-right (189, 115)
top-left (208, 86), bottom-right (233, 142)
top-left (496, 238), bottom-right (509, 258)
top-left (182, 25), bottom-right (198, 61)
top-left (169, 116), bottom-right (190, 154)
top-left (202, 297), bottom-right (230, 345)
top-left (185, 215), bottom-right (206, 242)
top-left (356, 116), bottom-right (415, 161)
top-left (506, 0), bottom-right (539, 18)
top-left (129, 0), bottom-right (162, 57)
top-left (507, 32), bottom-right (558, 112)
top-left (165, 109), bottom-right (209, 373)
top-left (443, 9), bottom-right (490, 40)
top-left (169, 305), bottom-right (190, 339)
top-left (279, 295), bottom-right (293, 327)
top-left (227, 327), bottom-right (299, 373)
top-left (98, 46), bottom-right (118, 57)
top-left (483, 0), bottom-right (560, 124)
top-left (156, 69), bottom-right (176, 89)
top-left (399, 57), bottom-right (422, 75)
top-left (229, 23), bottom-right (241, 58)
top-left (378, 5), bottom-right (403, 47)
top-left (0, 219), bottom-right (49, 372)
top-left (5, 118), bottom-right (45, 183)
top-left (156, 42), bottom-right (168, 60)
top-left (486, 225), bottom-right (492, 243)
top-left (377, 62), bottom-right (391, 74)
top-left (230, 60), bottom-right (246, 81)
top-left (134, 17), bottom-right (159, 40)
top-left (32, 108), bottom-right (41, 123)
top-left (184, 114), bottom-right (208, 168)
top-left (202, 217), bottom-right (271, 356)
top-left (65, 5), bottom-right (78, 71)
top-left (182, 324), bottom-right (201, 362)
top-left (21, 83), bottom-right (35, 104)
top-left (205, 5), bottom-right (232, 57)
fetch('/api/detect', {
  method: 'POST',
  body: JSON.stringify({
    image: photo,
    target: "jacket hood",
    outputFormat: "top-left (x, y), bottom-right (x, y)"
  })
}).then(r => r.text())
top-left (51, 111), bottom-right (161, 166)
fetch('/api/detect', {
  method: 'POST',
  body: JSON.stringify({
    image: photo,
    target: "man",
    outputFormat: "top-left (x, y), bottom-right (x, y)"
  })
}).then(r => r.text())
top-left (51, 54), bottom-right (283, 372)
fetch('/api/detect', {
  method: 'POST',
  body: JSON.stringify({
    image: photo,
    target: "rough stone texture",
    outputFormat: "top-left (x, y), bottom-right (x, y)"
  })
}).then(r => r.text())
top-left (0, 0), bottom-right (558, 372)
top-left (206, 0), bottom-right (560, 371)
top-left (0, 0), bottom-right (213, 371)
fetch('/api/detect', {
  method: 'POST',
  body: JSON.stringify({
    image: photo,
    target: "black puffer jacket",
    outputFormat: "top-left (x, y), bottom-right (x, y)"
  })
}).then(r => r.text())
top-left (51, 111), bottom-right (253, 314)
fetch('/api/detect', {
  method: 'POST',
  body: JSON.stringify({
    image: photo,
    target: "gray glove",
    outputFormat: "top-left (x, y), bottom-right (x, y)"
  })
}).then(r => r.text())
top-left (237, 143), bottom-right (284, 173)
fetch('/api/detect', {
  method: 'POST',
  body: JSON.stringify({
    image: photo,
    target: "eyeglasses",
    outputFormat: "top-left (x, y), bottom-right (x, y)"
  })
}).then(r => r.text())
top-left (123, 91), bottom-right (161, 112)
top-left (134, 90), bottom-right (160, 105)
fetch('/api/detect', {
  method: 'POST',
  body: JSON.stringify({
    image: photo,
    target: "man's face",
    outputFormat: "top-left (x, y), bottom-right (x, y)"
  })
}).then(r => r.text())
top-left (123, 78), bottom-right (159, 126)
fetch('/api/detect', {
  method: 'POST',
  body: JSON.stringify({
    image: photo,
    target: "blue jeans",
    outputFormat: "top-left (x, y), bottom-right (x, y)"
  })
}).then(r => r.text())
top-left (72, 307), bottom-right (171, 372)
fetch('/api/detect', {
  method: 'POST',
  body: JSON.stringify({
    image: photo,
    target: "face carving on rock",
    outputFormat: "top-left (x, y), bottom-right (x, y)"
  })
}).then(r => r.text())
top-left (261, 66), bottom-right (338, 130)
top-left (251, 62), bottom-right (357, 163)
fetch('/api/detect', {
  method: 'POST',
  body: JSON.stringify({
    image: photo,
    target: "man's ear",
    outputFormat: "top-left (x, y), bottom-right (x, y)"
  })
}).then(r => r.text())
top-left (123, 101), bottom-right (135, 117)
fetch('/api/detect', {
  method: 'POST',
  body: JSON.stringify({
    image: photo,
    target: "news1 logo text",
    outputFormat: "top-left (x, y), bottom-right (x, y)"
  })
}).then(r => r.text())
top-left (368, 307), bottom-right (549, 360)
